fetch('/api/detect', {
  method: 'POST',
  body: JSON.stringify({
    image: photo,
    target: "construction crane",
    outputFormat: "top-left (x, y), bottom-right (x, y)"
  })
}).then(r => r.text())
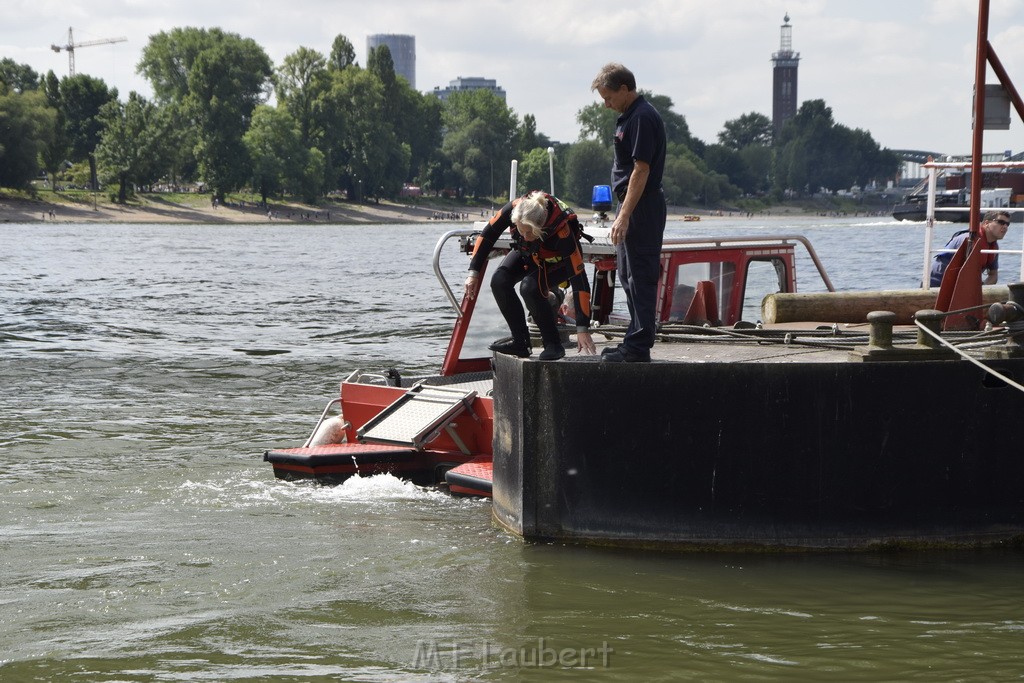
top-left (50, 27), bottom-right (127, 77)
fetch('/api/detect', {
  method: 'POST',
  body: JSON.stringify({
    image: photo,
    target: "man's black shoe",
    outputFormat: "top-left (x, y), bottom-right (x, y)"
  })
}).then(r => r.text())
top-left (600, 349), bottom-right (650, 363)
top-left (600, 345), bottom-right (624, 357)
top-left (489, 339), bottom-right (531, 358)
top-left (539, 345), bottom-right (565, 361)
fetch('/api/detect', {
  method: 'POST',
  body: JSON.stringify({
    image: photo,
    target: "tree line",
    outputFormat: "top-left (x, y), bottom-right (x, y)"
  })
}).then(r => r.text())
top-left (0, 29), bottom-right (901, 210)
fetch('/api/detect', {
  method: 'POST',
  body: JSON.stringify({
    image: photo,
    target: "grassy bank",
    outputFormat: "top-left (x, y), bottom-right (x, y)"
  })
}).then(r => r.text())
top-left (2, 186), bottom-right (897, 224)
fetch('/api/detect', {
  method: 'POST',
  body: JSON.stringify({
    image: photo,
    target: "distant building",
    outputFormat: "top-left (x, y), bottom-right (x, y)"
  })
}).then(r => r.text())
top-left (367, 34), bottom-right (415, 89)
top-left (431, 76), bottom-right (507, 102)
top-left (771, 14), bottom-right (800, 141)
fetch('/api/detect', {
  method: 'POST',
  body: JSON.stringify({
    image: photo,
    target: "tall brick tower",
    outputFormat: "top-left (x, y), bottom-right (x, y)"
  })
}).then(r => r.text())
top-left (771, 14), bottom-right (800, 141)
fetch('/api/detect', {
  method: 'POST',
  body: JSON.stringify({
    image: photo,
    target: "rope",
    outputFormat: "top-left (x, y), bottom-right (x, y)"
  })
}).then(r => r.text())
top-left (914, 318), bottom-right (1024, 394)
top-left (594, 315), bottom-right (1022, 383)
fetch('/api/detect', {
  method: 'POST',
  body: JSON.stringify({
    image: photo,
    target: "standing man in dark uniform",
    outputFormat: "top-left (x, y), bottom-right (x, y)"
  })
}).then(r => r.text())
top-left (591, 62), bottom-right (666, 363)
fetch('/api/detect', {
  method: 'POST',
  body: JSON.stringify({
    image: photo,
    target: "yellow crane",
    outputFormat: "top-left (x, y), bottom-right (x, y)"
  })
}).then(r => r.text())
top-left (50, 27), bottom-right (127, 77)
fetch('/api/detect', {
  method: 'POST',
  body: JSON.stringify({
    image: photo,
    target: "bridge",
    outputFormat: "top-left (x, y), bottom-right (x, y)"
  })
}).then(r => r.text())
top-left (891, 150), bottom-right (1022, 186)
top-left (891, 149), bottom-right (946, 164)
top-left (892, 149), bottom-right (1023, 163)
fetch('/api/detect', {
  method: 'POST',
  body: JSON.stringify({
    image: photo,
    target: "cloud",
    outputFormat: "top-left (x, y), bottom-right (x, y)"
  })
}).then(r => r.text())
top-left (3, 0), bottom-right (1022, 155)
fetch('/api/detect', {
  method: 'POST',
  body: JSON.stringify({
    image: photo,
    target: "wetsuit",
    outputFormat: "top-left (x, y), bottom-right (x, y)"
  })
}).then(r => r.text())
top-left (468, 194), bottom-right (592, 348)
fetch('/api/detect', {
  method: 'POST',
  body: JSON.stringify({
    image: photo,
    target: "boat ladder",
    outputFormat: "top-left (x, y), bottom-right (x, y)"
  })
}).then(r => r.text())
top-left (356, 384), bottom-right (479, 453)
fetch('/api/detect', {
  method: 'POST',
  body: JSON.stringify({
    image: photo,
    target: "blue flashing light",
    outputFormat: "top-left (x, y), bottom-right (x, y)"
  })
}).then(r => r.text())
top-left (592, 185), bottom-right (613, 212)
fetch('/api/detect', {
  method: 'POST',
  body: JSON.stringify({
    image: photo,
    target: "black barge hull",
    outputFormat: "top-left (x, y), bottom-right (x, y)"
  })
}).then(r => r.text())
top-left (490, 352), bottom-right (1024, 550)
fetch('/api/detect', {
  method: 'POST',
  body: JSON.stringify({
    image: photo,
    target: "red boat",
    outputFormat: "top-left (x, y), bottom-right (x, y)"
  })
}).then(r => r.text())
top-left (266, 0), bottom-right (1024, 550)
top-left (264, 223), bottom-right (835, 496)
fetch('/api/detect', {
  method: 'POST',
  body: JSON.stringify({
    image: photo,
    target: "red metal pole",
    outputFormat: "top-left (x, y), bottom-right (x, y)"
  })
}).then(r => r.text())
top-left (936, 0), bottom-right (990, 329)
top-left (968, 0), bottom-right (989, 233)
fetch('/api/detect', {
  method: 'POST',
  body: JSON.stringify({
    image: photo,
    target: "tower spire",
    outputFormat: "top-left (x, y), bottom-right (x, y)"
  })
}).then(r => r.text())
top-left (771, 13), bottom-right (800, 141)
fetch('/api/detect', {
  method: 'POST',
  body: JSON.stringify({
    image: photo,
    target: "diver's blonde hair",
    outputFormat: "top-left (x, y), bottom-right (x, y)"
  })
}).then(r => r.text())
top-left (511, 191), bottom-right (549, 239)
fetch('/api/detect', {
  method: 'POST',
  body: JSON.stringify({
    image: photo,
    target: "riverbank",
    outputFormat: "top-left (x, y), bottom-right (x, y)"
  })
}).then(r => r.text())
top-left (0, 193), bottom-right (447, 225)
top-left (0, 191), bottom-right (892, 225)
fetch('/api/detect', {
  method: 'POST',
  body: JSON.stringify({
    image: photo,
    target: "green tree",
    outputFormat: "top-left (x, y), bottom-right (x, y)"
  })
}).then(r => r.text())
top-left (367, 44), bottom-right (397, 92)
top-left (158, 102), bottom-right (199, 187)
top-left (645, 93), bottom-right (700, 152)
top-left (700, 170), bottom-right (737, 205)
top-left (299, 147), bottom-right (326, 202)
top-left (312, 69), bottom-right (350, 193)
top-left (442, 89), bottom-right (518, 197)
top-left (137, 105), bottom-right (180, 190)
top-left (399, 86), bottom-right (443, 184)
top-left (576, 101), bottom-right (616, 144)
top-left (564, 139), bottom-right (611, 208)
top-left (703, 144), bottom-right (751, 194)
top-left (275, 46), bottom-right (328, 148)
top-left (773, 99), bottom-right (897, 195)
top-left (312, 46), bottom-right (432, 197)
top-left (576, 91), bottom-right (712, 205)
top-left (515, 114), bottom-right (553, 159)
top-left (716, 113), bottom-right (775, 193)
top-left (39, 71), bottom-right (69, 189)
top-left (774, 100), bottom-right (833, 193)
top-left (190, 32), bottom-right (272, 199)
top-left (737, 144), bottom-right (773, 194)
top-left (367, 43), bottom-right (424, 189)
top-left (662, 144), bottom-right (705, 206)
top-left (139, 27), bottom-right (272, 199)
top-left (0, 58), bottom-right (40, 93)
top-left (328, 34), bottom-right (357, 71)
top-left (95, 92), bottom-right (167, 202)
top-left (517, 147), bottom-right (555, 195)
top-left (318, 67), bottom-right (405, 200)
top-left (0, 89), bottom-right (54, 189)
top-left (718, 112), bottom-right (773, 150)
top-left (138, 27), bottom-right (219, 104)
top-left (848, 127), bottom-right (901, 189)
top-left (243, 105), bottom-right (305, 204)
top-left (60, 74), bottom-right (118, 191)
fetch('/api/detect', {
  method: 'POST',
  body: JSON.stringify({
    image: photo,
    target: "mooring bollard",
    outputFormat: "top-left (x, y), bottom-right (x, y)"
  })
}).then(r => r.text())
top-left (914, 309), bottom-right (944, 350)
top-left (866, 310), bottom-right (896, 350)
top-left (987, 282), bottom-right (1024, 354)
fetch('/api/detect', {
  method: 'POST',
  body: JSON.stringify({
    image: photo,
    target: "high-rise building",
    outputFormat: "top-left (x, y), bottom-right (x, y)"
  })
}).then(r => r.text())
top-left (430, 76), bottom-right (507, 102)
top-left (771, 14), bottom-right (800, 141)
top-left (367, 34), bottom-right (415, 89)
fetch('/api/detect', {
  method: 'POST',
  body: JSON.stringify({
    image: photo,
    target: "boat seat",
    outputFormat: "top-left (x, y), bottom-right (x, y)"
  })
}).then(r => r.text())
top-left (682, 280), bottom-right (721, 325)
top-left (668, 284), bottom-right (696, 320)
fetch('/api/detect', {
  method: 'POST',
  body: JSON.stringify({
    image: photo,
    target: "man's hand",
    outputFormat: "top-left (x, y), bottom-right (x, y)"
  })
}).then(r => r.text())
top-left (610, 214), bottom-right (629, 245)
top-left (464, 274), bottom-right (479, 300)
top-left (576, 330), bottom-right (596, 355)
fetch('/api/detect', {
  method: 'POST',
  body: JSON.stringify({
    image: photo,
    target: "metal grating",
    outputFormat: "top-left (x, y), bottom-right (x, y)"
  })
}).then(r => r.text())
top-left (357, 384), bottom-right (477, 450)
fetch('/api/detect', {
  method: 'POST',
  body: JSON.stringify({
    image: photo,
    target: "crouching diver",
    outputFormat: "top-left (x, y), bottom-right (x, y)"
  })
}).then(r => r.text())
top-left (464, 191), bottom-right (596, 361)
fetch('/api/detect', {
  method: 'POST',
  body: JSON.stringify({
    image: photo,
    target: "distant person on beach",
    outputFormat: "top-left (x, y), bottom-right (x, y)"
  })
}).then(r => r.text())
top-left (464, 191), bottom-right (596, 361)
top-left (929, 210), bottom-right (1010, 287)
top-left (591, 62), bottom-right (666, 363)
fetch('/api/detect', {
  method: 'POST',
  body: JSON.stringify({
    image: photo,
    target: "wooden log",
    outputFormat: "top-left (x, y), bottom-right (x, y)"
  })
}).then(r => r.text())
top-left (762, 286), bottom-right (1011, 325)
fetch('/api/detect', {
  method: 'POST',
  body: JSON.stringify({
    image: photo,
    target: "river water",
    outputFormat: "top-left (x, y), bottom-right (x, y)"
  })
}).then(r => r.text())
top-left (2, 217), bottom-right (1023, 681)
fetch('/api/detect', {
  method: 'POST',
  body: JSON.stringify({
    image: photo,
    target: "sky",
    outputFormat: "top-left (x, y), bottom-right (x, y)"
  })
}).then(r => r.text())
top-left (3, 0), bottom-right (1024, 157)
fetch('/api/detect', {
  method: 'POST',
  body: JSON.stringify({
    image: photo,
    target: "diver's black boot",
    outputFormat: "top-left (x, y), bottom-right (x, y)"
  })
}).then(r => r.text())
top-left (489, 338), bottom-right (531, 358)
top-left (538, 344), bottom-right (565, 361)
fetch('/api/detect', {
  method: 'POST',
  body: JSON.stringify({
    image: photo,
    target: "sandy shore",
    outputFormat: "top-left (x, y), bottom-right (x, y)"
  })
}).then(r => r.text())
top-left (0, 193), bottom-right (832, 226)
top-left (0, 194), bottom-right (457, 225)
